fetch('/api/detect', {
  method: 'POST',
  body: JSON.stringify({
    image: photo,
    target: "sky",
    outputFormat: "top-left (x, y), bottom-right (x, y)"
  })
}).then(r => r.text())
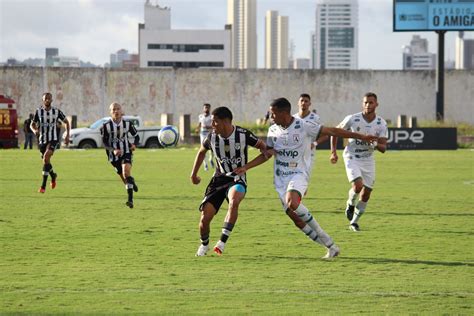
top-left (0, 0), bottom-right (470, 69)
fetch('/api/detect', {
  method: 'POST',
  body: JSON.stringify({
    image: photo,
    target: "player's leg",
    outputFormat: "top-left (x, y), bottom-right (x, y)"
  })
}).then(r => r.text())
top-left (122, 161), bottom-right (135, 208)
top-left (39, 144), bottom-right (53, 192)
top-left (46, 142), bottom-right (59, 189)
top-left (344, 157), bottom-right (363, 221)
top-left (350, 160), bottom-right (375, 231)
top-left (196, 202), bottom-right (217, 256)
top-left (213, 183), bottom-right (246, 255)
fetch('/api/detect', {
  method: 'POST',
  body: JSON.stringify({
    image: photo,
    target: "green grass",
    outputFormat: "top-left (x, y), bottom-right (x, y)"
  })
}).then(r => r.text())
top-left (0, 148), bottom-right (473, 314)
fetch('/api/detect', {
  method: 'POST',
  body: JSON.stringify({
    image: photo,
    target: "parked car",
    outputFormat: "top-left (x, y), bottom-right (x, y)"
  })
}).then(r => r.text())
top-left (64, 116), bottom-right (171, 149)
top-left (0, 95), bottom-right (19, 149)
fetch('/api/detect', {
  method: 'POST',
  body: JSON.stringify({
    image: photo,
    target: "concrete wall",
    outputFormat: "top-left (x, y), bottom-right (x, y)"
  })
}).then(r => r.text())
top-left (1, 66), bottom-right (473, 126)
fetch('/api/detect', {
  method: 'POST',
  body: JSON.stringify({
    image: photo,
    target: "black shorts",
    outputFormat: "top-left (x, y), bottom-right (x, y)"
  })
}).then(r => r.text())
top-left (110, 153), bottom-right (133, 174)
top-left (39, 141), bottom-right (59, 158)
top-left (199, 175), bottom-right (247, 213)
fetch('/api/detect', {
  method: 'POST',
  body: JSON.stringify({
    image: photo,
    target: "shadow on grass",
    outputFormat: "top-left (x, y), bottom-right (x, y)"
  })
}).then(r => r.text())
top-left (342, 257), bottom-right (474, 267)
top-left (239, 255), bottom-right (474, 267)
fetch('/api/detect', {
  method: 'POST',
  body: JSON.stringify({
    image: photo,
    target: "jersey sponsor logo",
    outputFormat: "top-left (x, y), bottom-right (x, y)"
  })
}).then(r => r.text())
top-left (276, 159), bottom-right (298, 168)
top-left (219, 156), bottom-right (242, 165)
top-left (277, 149), bottom-right (299, 158)
top-left (40, 122), bottom-right (57, 127)
top-left (355, 139), bottom-right (372, 146)
top-left (275, 168), bottom-right (298, 177)
top-left (111, 137), bottom-right (126, 143)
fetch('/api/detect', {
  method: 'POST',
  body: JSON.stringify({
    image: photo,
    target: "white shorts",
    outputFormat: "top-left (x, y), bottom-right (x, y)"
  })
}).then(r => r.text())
top-left (200, 132), bottom-right (209, 145)
top-left (343, 156), bottom-right (376, 189)
top-left (274, 173), bottom-right (309, 210)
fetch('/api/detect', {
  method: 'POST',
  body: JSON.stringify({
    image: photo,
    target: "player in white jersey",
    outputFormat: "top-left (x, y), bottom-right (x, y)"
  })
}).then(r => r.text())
top-left (293, 93), bottom-right (327, 176)
top-left (330, 92), bottom-right (388, 232)
top-left (197, 103), bottom-right (215, 171)
top-left (235, 97), bottom-right (378, 259)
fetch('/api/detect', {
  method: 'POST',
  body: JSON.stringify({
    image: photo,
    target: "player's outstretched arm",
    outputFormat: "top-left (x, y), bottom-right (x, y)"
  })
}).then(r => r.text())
top-left (63, 118), bottom-right (71, 147)
top-left (190, 145), bottom-right (207, 185)
top-left (321, 126), bottom-right (377, 143)
top-left (233, 148), bottom-right (274, 176)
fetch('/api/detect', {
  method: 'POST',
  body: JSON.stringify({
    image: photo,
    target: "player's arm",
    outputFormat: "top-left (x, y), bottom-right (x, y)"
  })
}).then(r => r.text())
top-left (321, 126), bottom-right (377, 143)
top-left (100, 124), bottom-right (114, 152)
top-left (233, 148), bottom-right (273, 176)
top-left (129, 122), bottom-right (140, 150)
top-left (63, 117), bottom-right (71, 146)
top-left (31, 112), bottom-right (39, 135)
top-left (190, 144), bottom-right (208, 185)
top-left (375, 137), bottom-right (387, 153)
top-left (330, 135), bottom-right (339, 164)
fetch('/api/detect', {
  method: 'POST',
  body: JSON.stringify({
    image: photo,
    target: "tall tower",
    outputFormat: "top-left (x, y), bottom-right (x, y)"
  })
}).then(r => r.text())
top-left (314, 0), bottom-right (358, 69)
top-left (227, 0), bottom-right (257, 69)
top-left (265, 11), bottom-right (288, 69)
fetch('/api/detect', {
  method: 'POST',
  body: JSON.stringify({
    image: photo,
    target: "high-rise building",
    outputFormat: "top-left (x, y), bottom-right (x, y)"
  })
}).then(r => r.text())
top-left (227, 0), bottom-right (257, 69)
top-left (139, 1), bottom-right (231, 68)
top-left (314, 0), bottom-right (358, 70)
top-left (45, 48), bottom-right (59, 67)
top-left (402, 35), bottom-right (436, 70)
top-left (456, 32), bottom-right (474, 70)
top-left (265, 11), bottom-right (289, 69)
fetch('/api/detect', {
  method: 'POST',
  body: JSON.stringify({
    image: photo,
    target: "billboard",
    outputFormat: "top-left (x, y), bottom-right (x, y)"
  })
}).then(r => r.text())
top-left (387, 128), bottom-right (457, 150)
top-left (394, 0), bottom-right (474, 31)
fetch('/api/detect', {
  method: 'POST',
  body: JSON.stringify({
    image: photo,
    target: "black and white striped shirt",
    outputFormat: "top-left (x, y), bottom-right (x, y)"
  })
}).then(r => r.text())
top-left (101, 119), bottom-right (140, 162)
top-left (33, 106), bottom-right (67, 145)
top-left (203, 126), bottom-right (259, 183)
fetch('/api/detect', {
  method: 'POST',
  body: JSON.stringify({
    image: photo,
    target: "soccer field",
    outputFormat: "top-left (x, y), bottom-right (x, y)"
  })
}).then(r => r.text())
top-left (0, 148), bottom-right (473, 314)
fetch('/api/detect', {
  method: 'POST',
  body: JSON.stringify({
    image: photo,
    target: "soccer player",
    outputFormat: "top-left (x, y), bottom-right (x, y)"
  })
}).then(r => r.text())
top-left (30, 92), bottom-right (70, 193)
top-left (101, 102), bottom-right (140, 209)
top-left (197, 103), bottom-right (215, 171)
top-left (190, 106), bottom-right (267, 256)
top-left (330, 92), bottom-right (388, 232)
top-left (293, 93), bottom-right (328, 175)
top-left (235, 97), bottom-right (378, 259)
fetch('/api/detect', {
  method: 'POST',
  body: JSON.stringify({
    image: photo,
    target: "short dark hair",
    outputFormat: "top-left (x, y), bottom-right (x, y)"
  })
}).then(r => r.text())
top-left (364, 92), bottom-right (377, 100)
top-left (270, 97), bottom-right (291, 113)
top-left (299, 93), bottom-right (311, 100)
top-left (203, 103), bottom-right (211, 108)
top-left (42, 92), bottom-right (52, 98)
top-left (212, 106), bottom-right (233, 121)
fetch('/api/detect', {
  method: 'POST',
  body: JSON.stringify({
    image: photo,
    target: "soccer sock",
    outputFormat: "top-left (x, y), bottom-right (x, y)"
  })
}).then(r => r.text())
top-left (41, 164), bottom-right (52, 188)
top-left (219, 222), bottom-right (234, 243)
top-left (49, 164), bottom-right (56, 179)
top-left (295, 204), bottom-right (334, 248)
top-left (347, 188), bottom-right (358, 206)
top-left (200, 234), bottom-right (210, 246)
top-left (301, 225), bottom-right (322, 245)
top-left (351, 201), bottom-right (367, 224)
top-left (126, 177), bottom-right (134, 202)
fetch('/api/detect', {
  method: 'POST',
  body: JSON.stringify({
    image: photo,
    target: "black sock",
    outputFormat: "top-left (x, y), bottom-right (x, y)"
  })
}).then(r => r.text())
top-left (42, 164), bottom-right (52, 188)
top-left (126, 177), bottom-right (134, 202)
top-left (200, 234), bottom-right (210, 246)
top-left (219, 222), bottom-right (234, 243)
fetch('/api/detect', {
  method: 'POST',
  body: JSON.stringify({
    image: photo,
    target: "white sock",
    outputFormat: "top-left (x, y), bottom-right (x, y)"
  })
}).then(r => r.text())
top-left (351, 200), bottom-right (367, 224)
top-left (295, 204), bottom-right (334, 248)
top-left (347, 188), bottom-right (358, 206)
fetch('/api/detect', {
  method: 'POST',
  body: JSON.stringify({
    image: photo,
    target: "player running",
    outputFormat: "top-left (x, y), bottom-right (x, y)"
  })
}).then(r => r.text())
top-left (197, 103), bottom-right (215, 171)
top-left (30, 92), bottom-right (70, 193)
top-left (191, 106), bottom-right (267, 256)
top-left (330, 92), bottom-right (388, 232)
top-left (101, 102), bottom-right (140, 208)
top-left (235, 97), bottom-right (379, 258)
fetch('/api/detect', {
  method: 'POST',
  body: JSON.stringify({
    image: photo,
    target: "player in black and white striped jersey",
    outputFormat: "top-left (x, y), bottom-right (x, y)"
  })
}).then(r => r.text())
top-left (191, 106), bottom-right (267, 256)
top-left (30, 92), bottom-right (70, 193)
top-left (100, 102), bottom-right (140, 209)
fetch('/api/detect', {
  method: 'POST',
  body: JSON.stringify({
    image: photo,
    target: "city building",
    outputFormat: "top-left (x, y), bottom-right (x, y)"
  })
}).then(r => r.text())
top-left (45, 48), bottom-right (59, 67)
top-left (139, 1), bottom-right (230, 68)
top-left (313, 0), bottom-right (358, 70)
top-left (293, 58), bottom-right (311, 69)
top-left (402, 35), bottom-right (436, 70)
top-left (110, 49), bottom-right (139, 68)
top-left (456, 31), bottom-right (474, 70)
top-left (227, 0), bottom-right (257, 69)
top-left (265, 10), bottom-right (289, 69)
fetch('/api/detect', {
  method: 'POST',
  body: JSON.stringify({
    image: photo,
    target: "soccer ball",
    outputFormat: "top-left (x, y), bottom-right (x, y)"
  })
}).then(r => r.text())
top-left (158, 125), bottom-right (179, 147)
